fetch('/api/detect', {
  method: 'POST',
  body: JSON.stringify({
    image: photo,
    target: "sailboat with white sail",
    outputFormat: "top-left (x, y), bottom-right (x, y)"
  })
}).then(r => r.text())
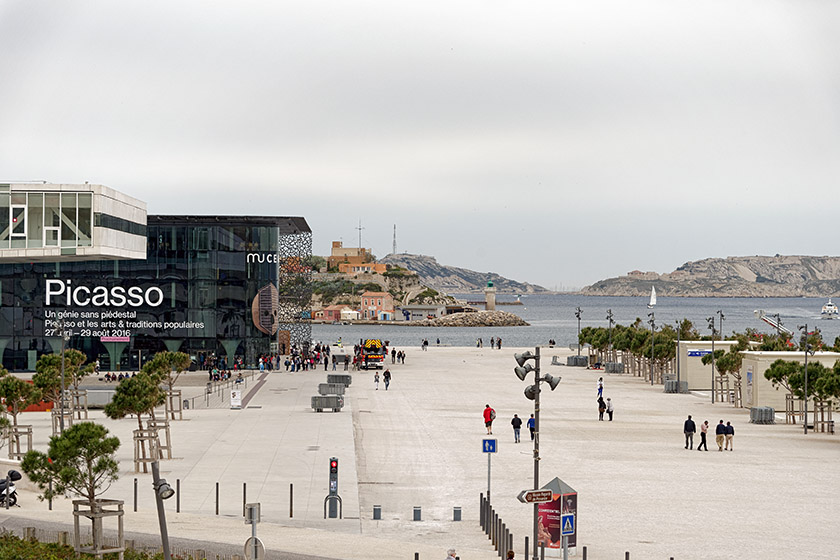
top-left (647, 286), bottom-right (656, 309)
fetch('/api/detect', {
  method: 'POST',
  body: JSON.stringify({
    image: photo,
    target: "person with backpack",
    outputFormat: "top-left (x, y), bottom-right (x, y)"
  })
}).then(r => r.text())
top-left (483, 404), bottom-right (496, 434)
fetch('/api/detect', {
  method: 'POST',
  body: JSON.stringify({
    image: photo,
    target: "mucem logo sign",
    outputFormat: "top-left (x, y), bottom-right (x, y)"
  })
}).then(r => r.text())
top-left (46, 279), bottom-right (164, 307)
top-left (247, 252), bottom-right (282, 264)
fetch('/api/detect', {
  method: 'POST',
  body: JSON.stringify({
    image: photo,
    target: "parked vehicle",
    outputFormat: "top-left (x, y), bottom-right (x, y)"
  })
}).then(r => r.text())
top-left (0, 469), bottom-right (22, 507)
top-left (359, 339), bottom-right (386, 369)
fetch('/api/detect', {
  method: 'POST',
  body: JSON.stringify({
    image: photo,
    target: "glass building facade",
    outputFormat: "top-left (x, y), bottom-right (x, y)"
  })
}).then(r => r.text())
top-left (0, 215), bottom-right (312, 371)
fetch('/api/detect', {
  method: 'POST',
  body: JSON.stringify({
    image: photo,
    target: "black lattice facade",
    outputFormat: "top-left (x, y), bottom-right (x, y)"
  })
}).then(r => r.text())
top-left (0, 215), bottom-right (312, 371)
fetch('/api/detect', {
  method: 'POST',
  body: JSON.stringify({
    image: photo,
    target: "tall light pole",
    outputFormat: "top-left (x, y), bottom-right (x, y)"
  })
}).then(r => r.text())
top-left (574, 307), bottom-right (582, 357)
top-left (58, 319), bottom-right (71, 432)
top-left (707, 317), bottom-right (716, 404)
top-left (717, 310), bottom-right (725, 341)
top-left (514, 348), bottom-right (560, 560)
top-left (675, 319), bottom-right (681, 390)
top-left (151, 460), bottom-right (175, 560)
top-left (648, 312), bottom-right (655, 385)
top-left (606, 309), bottom-right (614, 363)
top-left (797, 324), bottom-right (815, 435)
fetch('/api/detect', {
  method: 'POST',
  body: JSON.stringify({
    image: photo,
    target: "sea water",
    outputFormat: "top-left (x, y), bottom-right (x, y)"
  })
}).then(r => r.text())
top-left (311, 294), bottom-right (840, 348)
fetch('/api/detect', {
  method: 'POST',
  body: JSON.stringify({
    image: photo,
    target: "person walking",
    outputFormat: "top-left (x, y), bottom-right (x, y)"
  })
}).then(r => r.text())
top-left (383, 369), bottom-right (391, 390)
top-left (715, 419), bottom-right (726, 451)
top-left (483, 404), bottom-right (496, 434)
top-left (684, 415), bottom-right (696, 449)
top-left (507, 551), bottom-right (516, 559)
top-left (391, 348), bottom-right (396, 364)
top-left (725, 421), bottom-right (735, 451)
top-left (597, 377), bottom-right (604, 398)
top-left (511, 414), bottom-right (522, 443)
top-left (606, 397), bottom-right (614, 421)
top-left (445, 549), bottom-right (457, 560)
top-left (374, 371), bottom-right (380, 390)
top-left (527, 413), bottom-right (535, 440)
top-left (597, 396), bottom-right (606, 421)
top-left (697, 420), bottom-right (709, 451)
top-left (497, 337), bottom-right (502, 350)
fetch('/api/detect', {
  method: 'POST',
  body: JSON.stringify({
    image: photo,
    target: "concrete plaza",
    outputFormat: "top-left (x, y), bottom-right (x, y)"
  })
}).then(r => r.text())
top-left (2, 345), bottom-right (839, 559)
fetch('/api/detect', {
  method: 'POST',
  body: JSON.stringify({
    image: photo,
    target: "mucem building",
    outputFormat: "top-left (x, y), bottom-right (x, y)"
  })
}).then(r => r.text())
top-left (0, 183), bottom-right (312, 371)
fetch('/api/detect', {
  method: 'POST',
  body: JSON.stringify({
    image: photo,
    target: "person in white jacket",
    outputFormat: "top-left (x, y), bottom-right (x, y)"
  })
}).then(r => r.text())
top-left (606, 398), bottom-right (614, 421)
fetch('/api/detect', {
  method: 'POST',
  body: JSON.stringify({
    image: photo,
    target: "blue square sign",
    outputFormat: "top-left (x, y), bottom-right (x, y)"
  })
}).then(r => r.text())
top-left (482, 439), bottom-right (497, 453)
top-left (561, 513), bottom-right (575, 536)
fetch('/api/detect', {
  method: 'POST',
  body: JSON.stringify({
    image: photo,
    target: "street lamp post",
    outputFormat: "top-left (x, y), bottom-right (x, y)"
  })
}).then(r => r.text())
top-left (707, 317), bottom-right (715, 404)
top-left (514, 348), bottom-right (561, 560)
top-left (798, 324), bottom-right (815, 435)
top-left (151, 460), bottom-right (175, 560)
top-left (606, 309), bottom-right (614, 362)
top-left (59, 319), bottom-right (71, 432)
top-left (648, 312), bottom-right (655, 386)
top-left (574, 307), bottom-right (582, 357)
top-left (675, 319), bottom-right (681, 390)
top-left (717, 310), bottom-right (725, 341)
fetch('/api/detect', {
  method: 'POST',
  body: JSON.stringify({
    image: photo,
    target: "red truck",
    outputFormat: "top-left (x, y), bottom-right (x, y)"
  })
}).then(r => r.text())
top-left (359, 339), bottom-right (386, 369)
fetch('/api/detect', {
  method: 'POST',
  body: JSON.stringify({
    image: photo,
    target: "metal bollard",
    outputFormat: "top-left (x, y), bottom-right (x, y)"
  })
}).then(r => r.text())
top-left (290, 483), bottom-right (294, 518)
top-left (133, 478), bottom-right (138, 512)
top-left (413, 506), bottom-right (422, 521)
top-left (373, 505), bottom-right (382, 520)
top-left (540, 543), bottom-right (545, 560)
top-left (625, 553), bottom-right (630, 560)
top-left (525, 536), bottom-right (529, 560)
top-left (176, 479), bottom-right (180, 513)
top-left (215, 482), bottom-right (219, 515)
top-left (480, 493), bottom-right (485, 528)
top-left (242, 482), bottom-right (246, 517)
top-left (453, 506), bottom-right (461, 521)
top-left (582, 545), bottom-right (587, 559)
top-left (48, 481), bottom-right (53, 511)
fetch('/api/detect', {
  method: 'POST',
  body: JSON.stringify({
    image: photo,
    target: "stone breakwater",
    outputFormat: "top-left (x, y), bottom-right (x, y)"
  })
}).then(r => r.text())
top-left (403, 310), bottom-right (529, 327)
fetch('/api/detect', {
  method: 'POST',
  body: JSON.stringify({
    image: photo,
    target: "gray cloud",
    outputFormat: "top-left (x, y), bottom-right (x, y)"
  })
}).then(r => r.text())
top-left (1, 0), bottom-right (838, 288)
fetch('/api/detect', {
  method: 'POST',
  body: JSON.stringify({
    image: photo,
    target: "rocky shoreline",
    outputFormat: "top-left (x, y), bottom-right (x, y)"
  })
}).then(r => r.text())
top-left (402, 310), bottom-right (529, 327)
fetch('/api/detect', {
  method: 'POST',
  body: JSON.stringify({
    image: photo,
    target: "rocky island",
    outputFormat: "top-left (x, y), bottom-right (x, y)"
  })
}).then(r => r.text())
top-left (580, 255), bottom-right (840, 297)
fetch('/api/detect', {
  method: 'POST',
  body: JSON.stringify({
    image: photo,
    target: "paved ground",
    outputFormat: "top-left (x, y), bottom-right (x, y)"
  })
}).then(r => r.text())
top-left (3, 345), bottom-right (839, 559)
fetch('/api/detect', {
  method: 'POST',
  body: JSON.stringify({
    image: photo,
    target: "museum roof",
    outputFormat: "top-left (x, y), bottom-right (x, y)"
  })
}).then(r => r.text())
top-left (148, 215), bottom-right (311, 234)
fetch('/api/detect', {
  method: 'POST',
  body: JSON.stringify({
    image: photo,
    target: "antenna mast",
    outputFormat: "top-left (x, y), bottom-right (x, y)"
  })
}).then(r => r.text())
top-left (355, 219), bottom-right (365, 249)
top-left (392, 225), bottom-right (397, 255)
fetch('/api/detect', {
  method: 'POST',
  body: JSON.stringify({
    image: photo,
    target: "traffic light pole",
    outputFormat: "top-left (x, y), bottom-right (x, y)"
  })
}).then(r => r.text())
top-left (532, 346), bottom-right (540, 560)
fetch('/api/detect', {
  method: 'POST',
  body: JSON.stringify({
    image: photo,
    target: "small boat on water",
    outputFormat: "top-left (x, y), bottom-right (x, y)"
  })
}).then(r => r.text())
top-left (821, 298), bottom-right (838, 318)
top-left (647, 286), bottom-right (657, 309)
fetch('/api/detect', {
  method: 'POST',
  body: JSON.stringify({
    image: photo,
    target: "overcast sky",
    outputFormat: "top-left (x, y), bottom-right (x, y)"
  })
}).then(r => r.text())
top-left (1, 1), bottom-right (838, 290)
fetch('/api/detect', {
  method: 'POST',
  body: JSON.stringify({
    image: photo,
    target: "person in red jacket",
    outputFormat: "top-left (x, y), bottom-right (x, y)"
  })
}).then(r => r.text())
top-left (483, 404), bottom-right (496, 434)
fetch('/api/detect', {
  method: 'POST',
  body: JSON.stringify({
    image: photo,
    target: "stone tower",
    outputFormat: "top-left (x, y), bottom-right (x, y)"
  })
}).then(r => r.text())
top-left (484, 280), bottom-right (496, 311)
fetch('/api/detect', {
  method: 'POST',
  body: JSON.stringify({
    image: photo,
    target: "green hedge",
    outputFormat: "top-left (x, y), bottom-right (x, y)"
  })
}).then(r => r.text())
top-left (0, 533), bottom-right (184, 560)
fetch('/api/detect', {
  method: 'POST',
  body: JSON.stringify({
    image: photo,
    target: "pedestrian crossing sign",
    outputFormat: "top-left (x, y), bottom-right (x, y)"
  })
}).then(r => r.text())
top-left (561, 513), bottom-right (575, 536)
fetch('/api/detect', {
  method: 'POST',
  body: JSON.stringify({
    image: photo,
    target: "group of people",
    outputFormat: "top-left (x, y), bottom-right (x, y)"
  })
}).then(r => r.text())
top-left (483, 405), bottom-right (535, 443)
top-left (391, 348), bottom-right (407, 364)
top-left (596, 377), bottom-right (614, 421)
top-left (102, 372), bottom-right (135, 383)
top-left (683, 415), bottom-right (735, 451)
top-left (373, 369), bottom-right (392, 390)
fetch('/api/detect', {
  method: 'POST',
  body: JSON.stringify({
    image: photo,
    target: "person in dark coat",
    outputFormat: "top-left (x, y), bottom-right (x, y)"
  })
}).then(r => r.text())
top-left (715, 419), bottom-right (726, 451)
top-left (597, 396), bottom-right (606, 421)
top-left (724, 421), bottom-right (735, 451)
top-left (684, 415), bottom-right (696, 449)
top-left (511, 414), bottom-right (522, 443)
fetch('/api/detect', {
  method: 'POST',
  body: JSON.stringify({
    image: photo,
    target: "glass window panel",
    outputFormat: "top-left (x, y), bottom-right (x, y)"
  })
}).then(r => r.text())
top-left (11, 193), bottom-right (25, 205)
top-left (77, 193), bottom-right (91, 246)
top-left (0, 193), bottom-right (9, 248)
top-left (45, 194), bottom-right (60, 227)
top-left (45, 229), bottom-right (59, 247)
top-left (12, 206), bottom-right (26, 236)
top-left (27, 193), bottom-right (43, 248)
top-left (61, 193), bottom-right (76, 247)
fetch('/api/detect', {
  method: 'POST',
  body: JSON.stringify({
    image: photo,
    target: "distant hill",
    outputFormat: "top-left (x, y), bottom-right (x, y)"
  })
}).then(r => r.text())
top-left (580, 255), bottom-right (840, 297)
top-left (379, 253), bottom-right (548, 294)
